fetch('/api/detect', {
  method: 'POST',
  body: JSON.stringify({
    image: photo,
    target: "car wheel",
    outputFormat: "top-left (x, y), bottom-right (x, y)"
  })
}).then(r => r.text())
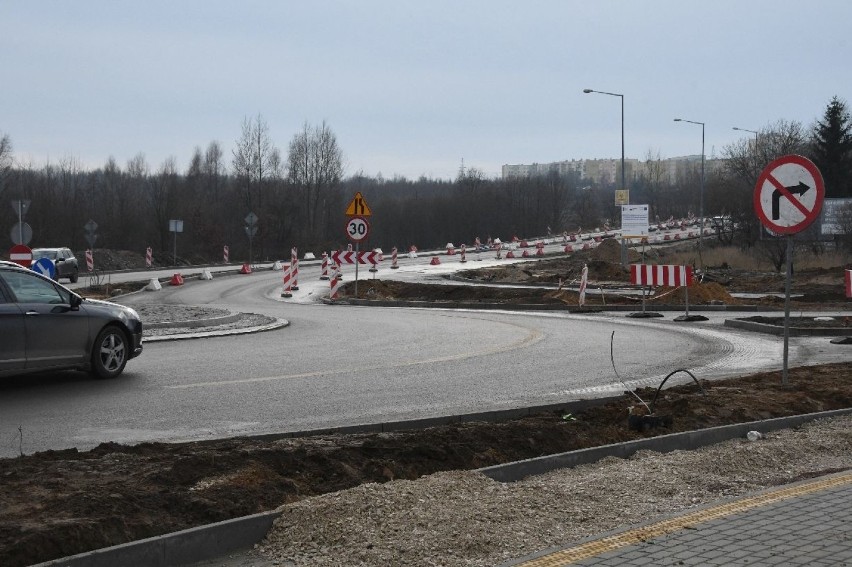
top-left (70, 270), bottom-right (79, 283)
top-left (91, 326), bottom-right (128, 379)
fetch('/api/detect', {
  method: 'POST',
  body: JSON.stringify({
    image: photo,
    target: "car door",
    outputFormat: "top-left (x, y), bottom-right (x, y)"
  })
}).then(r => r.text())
top-left (0, 283), bottom-right (26, 374)
top-left (1, 270), bottom-right (89, 370)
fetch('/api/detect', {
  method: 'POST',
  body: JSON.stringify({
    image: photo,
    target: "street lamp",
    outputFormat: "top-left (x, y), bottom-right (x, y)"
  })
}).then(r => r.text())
top-left (674, 118), bottom-right (705, 267)
top-left (583, 89), bottom-right (625, 202)
top-left (733, 126), bottom-right (759, 150)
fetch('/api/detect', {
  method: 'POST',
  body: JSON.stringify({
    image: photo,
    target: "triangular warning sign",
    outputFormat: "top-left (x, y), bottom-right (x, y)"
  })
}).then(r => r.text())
top-left (345, 192), bottom-right (372, 216)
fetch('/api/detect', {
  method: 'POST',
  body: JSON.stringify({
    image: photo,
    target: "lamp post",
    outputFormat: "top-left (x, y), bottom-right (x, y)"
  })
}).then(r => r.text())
top-left (674, 118), bottom-right (705, 268)
top-left (733, 126), bottom-right (760, 157)
top-left (583, 89), bottom-right (625, 201)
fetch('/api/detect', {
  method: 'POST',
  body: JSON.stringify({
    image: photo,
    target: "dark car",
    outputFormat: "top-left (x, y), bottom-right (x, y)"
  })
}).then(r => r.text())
top-left (0, 260), bottom-right (143, 379)
top-left (31, 247), bottom-right (79, 283)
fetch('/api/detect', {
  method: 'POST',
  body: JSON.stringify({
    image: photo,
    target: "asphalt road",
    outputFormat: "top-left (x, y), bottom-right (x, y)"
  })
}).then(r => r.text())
top-left (1, 242), bottom-right (848, 458)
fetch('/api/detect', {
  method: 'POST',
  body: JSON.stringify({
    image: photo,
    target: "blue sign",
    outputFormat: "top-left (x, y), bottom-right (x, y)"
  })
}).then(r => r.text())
top-left (32, 257), bottom-right (56, 279)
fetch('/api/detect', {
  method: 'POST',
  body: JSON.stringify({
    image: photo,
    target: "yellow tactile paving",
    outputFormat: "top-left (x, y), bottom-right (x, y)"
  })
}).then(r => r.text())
top-left (516, 471), bottom-right (852, 566)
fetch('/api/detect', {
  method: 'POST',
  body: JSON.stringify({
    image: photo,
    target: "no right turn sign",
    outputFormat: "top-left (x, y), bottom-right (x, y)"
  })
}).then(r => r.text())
top-left (754, 154), bottom-right (824, 235)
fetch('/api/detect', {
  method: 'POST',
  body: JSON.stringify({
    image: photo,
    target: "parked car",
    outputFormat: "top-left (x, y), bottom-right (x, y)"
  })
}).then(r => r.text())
top-left (0, 260), bottom-right (143, 379)
top-left (31, 247), bottom-right (79, 282)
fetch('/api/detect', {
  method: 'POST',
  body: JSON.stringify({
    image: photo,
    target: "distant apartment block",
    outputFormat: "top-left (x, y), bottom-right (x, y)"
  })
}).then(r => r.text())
top-left (501, 156), bottom-right (723, 185)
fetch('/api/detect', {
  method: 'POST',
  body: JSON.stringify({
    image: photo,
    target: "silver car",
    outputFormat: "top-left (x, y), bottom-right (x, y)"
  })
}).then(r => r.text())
top-left (31, 247), bottom-right (79, 282)
top-left (0, 260), bottom-right (143, 379)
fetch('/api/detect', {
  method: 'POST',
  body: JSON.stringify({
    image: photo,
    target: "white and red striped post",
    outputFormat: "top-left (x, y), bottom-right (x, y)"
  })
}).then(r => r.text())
top-left (329, 266), bottom-right (342, 299)
top-left (495, 243), bottom-right (502, 260)
top-left (460, 244), bottom-right (467, 263)
top-left (223, 245), bottom-right (229, 264)
top-left (281, 263), bottom-right (293, 298)
top-left (85, 249), bottom-right (94, 272)
top-left (390, 247), bottom-right (399, 269)
top-left (145, 247), bottom-right (152, 268)
top-left (320, 252), bottom-right (330, 280)
top-left (290, 247), bottom-right (299, 290)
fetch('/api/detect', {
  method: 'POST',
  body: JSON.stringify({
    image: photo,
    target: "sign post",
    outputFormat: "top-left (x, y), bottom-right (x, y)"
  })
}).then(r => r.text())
top-left (344, 193), bottom-right (373, 298)
top-left (754, 155), bottom-right (824, 385)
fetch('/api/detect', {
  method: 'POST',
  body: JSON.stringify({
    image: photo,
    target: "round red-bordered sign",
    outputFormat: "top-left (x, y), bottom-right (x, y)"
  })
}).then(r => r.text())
top-left (753, 154), bottom-right (824, 235)
top-left (345, 216), bottom-right (370, 242)
top-left (9, 244), bottom-right (32, 267)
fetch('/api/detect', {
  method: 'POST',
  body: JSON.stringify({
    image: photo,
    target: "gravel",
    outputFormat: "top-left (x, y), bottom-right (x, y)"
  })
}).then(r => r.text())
top-left (257, 415), bottom-right (851, 567)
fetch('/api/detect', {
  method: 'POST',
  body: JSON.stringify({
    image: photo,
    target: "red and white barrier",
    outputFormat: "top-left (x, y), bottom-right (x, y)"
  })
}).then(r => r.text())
top-left (320, 252), bottom-right (330, 280)
top-left (145, 247), bottom-right (152, 268)
top-left (579, 263), bottom-right (588, 306)
top-left (281, 264), bottom-right (293, 298)
top-left (390, 247), bottom-right (399, 269)
top-left (290, 247), bottom-right (299, 290)
top-left (631, 264), bottom-right (693, 287)
top-left (430, 256), bottom-right (441, 265)
top-left (85, 249), bottom-right (94, 272)
top-left (223, 245), bottom-right (229, 263)
top-left (170, 273), bottom-right (184, 286)
top-left (329, 266), bottom-right (342, 299)
top-left (446, 243), bottom-right (456, 255)
top-left (240, 263), bottom-right (252, 274)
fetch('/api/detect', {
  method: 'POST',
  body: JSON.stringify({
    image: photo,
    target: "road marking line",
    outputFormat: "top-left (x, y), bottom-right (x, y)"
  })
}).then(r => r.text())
top-left (166, 317), bottom-right (543, 389)
top-left (514, 471), bottom-right (852, 566)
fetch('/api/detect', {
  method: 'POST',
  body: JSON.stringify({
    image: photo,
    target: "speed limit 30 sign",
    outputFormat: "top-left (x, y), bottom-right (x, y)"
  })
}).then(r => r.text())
top-left (345, 216), bottom-right (370, 242)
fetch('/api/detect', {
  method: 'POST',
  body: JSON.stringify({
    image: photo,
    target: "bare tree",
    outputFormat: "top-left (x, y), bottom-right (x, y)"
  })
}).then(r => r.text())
top-left (287, 121), bottom-right (344, 241)
top-left (0, 133), bottom-right (12, 200)
top-left (232, 116), bottom-right (277, 257)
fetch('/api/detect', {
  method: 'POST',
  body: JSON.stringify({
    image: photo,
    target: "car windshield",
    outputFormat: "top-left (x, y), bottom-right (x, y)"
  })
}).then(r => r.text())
top-left (33, 250), bottom-right (58, 260)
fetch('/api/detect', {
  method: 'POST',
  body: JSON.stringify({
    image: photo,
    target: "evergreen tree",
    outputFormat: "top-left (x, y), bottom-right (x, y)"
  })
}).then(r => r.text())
top-left (811, 96), bottom-right (852, 198)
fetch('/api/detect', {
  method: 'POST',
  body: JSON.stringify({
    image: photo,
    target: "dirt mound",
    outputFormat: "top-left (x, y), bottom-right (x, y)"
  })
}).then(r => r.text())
top-left (649, 282), bottom-right (738, 305)
top-left (2, 364), bottom-right (851, 566)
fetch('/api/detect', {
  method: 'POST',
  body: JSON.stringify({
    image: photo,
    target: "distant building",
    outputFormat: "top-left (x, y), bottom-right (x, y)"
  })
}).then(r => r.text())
top-left (502, 156), bottom-right (723, 185)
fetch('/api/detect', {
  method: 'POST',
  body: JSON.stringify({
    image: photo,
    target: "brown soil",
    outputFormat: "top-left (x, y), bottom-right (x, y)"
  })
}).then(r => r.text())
top-left (2, 365), bottom-right (851, 566)
top-left (344, 239), bottom-right (848, 308)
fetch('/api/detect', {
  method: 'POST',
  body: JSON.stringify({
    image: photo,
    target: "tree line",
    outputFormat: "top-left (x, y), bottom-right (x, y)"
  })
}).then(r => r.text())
top-left (1, 97), bottom-right (850, 265)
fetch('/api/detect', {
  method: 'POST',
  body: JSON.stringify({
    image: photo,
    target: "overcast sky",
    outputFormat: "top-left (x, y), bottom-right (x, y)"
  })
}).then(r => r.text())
top-left (2, 1), bottom-right (850, 181)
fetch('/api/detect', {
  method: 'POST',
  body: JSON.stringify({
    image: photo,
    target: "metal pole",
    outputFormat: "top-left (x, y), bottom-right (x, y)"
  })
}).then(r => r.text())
top-left (355, 242), bottom-right (360, 298)
top-left (699, 123), bottom-right (705, 269)
top-left (18, 200), bottom-right (23, 244)
top-left (782, 235), bottom-right (792, 386)
top-left (173, 231), bottom-right (177, 266)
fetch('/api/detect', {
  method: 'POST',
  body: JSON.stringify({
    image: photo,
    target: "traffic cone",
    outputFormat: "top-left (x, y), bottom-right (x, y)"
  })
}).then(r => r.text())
top-left (169, 273), bottom-right (184, 286)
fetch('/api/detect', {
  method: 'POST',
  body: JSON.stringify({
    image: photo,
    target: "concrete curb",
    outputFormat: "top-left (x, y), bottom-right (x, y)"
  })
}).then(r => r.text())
top-left (34, 407), bottom-right (852, 567)
top-left (478, 407), bottom-right (852, 483)
top-left (142, 318), bottom-right (289, 343)
top-left (323, 297), bottom-right (777, 312)
top-left (724, 317), bottom-right (852, 337)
